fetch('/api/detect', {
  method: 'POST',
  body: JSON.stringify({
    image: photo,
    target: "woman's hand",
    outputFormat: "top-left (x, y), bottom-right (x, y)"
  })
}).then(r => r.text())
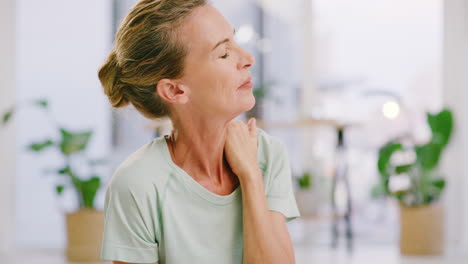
top-left (224, 118), bottom-right (259, 181)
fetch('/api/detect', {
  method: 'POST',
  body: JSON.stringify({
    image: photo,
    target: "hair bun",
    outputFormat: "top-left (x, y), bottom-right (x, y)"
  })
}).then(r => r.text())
top-left (98, 51), bottom-right (130, 108)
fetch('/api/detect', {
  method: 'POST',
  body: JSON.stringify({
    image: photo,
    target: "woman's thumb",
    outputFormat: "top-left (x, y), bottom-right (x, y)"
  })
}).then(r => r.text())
top-left (248, 118), bottom-right (257, 136)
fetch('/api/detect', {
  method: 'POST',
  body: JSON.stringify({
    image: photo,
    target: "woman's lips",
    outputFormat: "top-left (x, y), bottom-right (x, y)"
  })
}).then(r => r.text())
top-left (238, 78), bottom-right (253, 89)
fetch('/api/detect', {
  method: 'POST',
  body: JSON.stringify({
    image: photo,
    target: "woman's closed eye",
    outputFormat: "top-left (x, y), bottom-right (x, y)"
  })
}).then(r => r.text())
top-left (220, 50), bottom-right (230, 59)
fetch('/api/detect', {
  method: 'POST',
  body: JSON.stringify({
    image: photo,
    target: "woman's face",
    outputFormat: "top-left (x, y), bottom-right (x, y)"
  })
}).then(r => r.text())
top-left (176, 4), bottom-right (256, 119)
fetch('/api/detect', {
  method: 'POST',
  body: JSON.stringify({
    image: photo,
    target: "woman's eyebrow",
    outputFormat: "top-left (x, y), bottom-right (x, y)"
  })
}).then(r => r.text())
top-left (211, 28), bottom-right (236, 51)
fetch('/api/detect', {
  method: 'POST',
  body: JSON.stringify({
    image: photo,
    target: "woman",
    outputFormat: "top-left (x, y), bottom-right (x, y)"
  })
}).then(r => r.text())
top-left (98, 0), bottom-right (300, 263)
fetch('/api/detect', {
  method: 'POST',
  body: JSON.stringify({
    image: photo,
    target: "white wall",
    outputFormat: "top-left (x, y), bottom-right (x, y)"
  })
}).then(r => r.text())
top-left (14, 0), bottom-right (113, 248)
top-left (443, 0), bottom-right (468, 255)
top-left (0, 0), bottom-right (17, 256)
top-left (313, 0), bottom-right (442, 111)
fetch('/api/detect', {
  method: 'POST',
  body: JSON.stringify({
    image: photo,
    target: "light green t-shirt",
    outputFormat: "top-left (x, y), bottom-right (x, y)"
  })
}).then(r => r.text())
top-left (100, 127), bottom-right (301, 264)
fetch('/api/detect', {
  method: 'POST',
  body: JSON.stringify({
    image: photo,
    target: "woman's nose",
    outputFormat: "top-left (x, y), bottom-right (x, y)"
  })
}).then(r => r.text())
top-left (239, 49), bottom-right (255, 69)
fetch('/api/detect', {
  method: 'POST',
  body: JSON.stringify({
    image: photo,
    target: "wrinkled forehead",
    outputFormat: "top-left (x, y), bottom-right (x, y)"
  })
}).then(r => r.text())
top-left (178, 5), bottom-right (233, 56)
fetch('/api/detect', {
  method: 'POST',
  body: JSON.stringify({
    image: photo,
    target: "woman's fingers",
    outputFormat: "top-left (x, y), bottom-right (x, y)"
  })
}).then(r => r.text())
top-left (248, 118), bottom-right (257, 137)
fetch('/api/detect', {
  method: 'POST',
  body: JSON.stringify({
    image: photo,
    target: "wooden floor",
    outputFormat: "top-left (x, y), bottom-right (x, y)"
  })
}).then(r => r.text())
top-left (1, 219), bottom-right (466, 264)
top-left (1, 243), bottom-right (466, 264)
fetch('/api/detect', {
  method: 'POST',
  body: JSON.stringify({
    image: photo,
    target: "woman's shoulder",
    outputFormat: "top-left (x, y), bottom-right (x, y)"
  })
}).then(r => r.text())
top-left (256, 127), bottom-right (287, 171)
top-left (257, 127), bottom-right (285, 156)
top-left (106, 136), bottom-right (171, 194)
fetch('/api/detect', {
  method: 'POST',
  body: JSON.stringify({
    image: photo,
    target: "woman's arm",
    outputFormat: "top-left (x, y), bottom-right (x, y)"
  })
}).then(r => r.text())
top-left (223, 119), bottom-right (296, 263)
top-left (239, 167), bottom-right (296, 264)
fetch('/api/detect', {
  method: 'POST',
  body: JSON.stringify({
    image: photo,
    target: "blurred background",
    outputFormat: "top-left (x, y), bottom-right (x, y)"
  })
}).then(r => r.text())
top-left (1, 0), bottom-right (467, 263)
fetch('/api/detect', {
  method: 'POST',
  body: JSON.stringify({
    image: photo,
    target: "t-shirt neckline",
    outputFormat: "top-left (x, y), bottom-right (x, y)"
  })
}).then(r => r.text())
top-left (157, 135), bottom-right (241, 205)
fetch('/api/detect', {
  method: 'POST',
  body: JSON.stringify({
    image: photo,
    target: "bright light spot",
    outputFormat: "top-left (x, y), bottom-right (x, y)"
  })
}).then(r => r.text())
top-left (382, 101), bottom-right (400, 119)
top-left (234, 24), bottom-right (255, 44)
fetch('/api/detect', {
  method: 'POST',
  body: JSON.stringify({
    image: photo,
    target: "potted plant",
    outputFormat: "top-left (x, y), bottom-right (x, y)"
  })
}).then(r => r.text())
top-left (295, 172), bottom-right (319, 217)
top-left (371, 108), bottom-right (453, 255)
top-left (2, 98), bottom-right (108, 262)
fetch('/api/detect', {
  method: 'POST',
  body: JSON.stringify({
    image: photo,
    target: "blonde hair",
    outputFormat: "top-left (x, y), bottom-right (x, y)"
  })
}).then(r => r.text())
top-left (98, 0), bottom-right (207, 119)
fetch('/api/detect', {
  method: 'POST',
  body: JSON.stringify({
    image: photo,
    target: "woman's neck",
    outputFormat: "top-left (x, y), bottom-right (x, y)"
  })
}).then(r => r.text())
top-left (166, 124), bottom-right (236, 187)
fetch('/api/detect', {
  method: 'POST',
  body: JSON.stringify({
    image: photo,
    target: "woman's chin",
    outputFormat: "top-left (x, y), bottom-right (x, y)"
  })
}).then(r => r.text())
top-left (229, 91), bottom-right (255, 114)
top-left (228, 99), bottom-right (254, 118)
top-left (240, 97), bottom-right (256, 113)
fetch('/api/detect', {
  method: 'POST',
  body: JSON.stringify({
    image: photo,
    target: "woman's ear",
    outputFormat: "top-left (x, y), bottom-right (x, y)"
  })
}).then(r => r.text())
top-left (156, 79), bottom-right (189, 104)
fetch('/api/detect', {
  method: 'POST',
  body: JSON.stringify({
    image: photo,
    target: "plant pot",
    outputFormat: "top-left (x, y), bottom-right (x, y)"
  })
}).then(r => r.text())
top-left (65, 208), bottom-right (105, 262)
top-left (295, 189), bottom-right (318, 217)
top-left (398, 200), bottom-right (444, 255)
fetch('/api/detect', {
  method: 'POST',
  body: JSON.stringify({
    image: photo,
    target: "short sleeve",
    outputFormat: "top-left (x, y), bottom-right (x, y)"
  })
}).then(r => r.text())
top-left (265, 139), bottom-right (301, 223)
top-left (100, 167), bottom-right (160, 263)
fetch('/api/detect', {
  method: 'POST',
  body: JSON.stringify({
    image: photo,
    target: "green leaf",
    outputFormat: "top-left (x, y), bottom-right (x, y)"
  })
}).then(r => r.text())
top-left (81, 176), bottom-right (101, 208)
top-left (59, 128), bottom-right (93, 156)
top-left (58, 162), bottom-right (101, 209)
top-left (35, 99), bottom-right (49, 108)
top-left (69, 172), bottom-right (102, 209)
top-left (419, 176), bottom-right (445, 205)
top-left (28, 139), bottom-right (54, 152)
top-left (377, 141), bottom-right (403, 195)
top-left (253, 86), bottom-right (267, 100)
top-left (415, 143), bottom-right (443, 171)
top-left (427, 108), bottom-right (453, 147)
top-left (394, 163), bottom-right (414, 174)
top-left (252, 81), bottom-right (276, 101)
top-left (297, 172), bottom-right (312, 189)
top-left (70, 172), bottom-right (82, 189)
top-left (378, 142), bottom-right (403, 176)
top-left (432, 178), bottom-right (446, 190)
top-left (392, 189), bottom-right (409, 203)
top-left (57, 166), bottom-right (72, 176)
top-left (2, 110), bottom-right (13, 125)
top-left (56, 185), bottom-right (65, 195)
